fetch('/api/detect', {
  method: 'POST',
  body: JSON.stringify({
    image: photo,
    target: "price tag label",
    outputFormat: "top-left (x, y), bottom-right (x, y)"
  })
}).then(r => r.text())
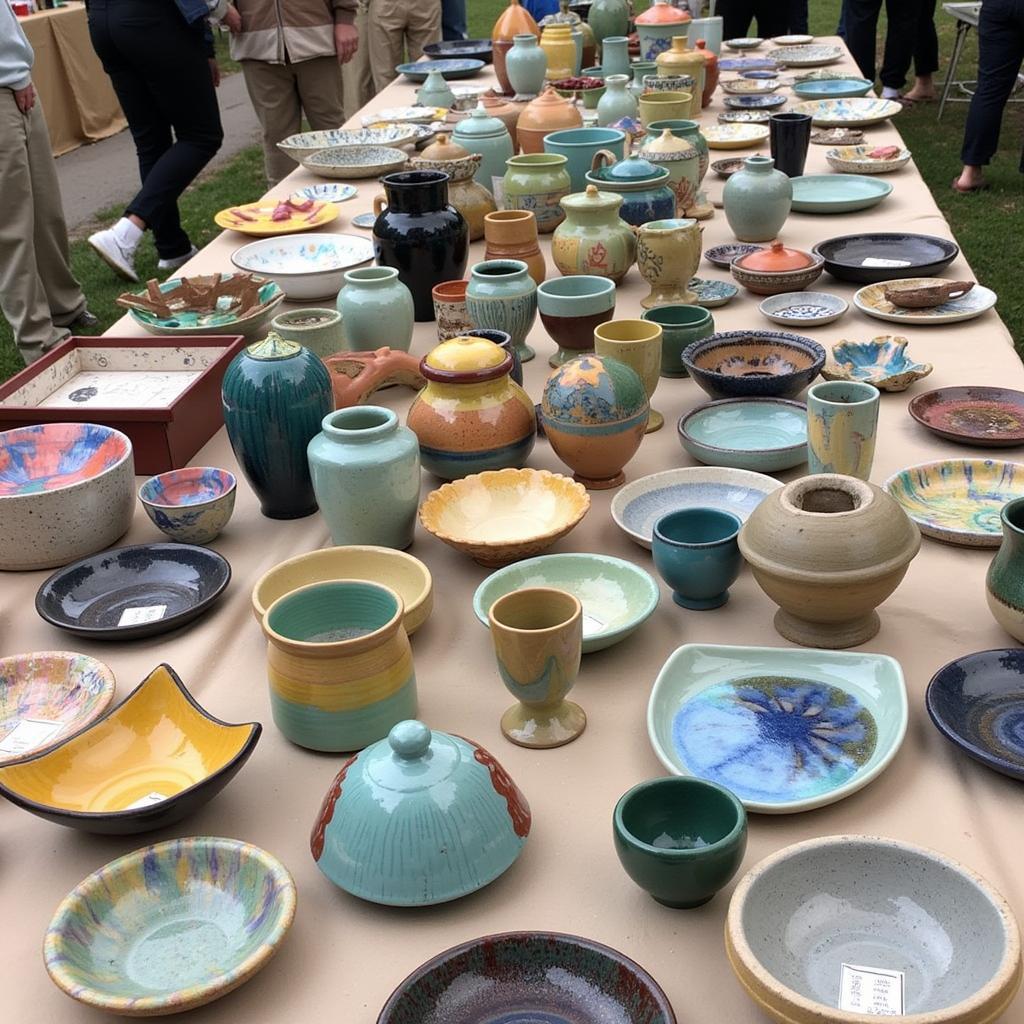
top-left (860, 257), bottom-right (912, 268)
top-left (125, 792), bottom-right (168, 810)
top-left (581, 612), bottom-right (607, 637)
top-left (118, 604), bottom-right (167, 627)
top-left (839, 963), bottom-right (905, 1016)
top-left (0, 719), bottom-right (62, 756)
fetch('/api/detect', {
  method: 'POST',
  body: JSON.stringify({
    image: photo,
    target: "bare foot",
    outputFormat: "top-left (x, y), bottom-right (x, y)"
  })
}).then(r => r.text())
top-left (902, 87), bottom-right (937, 102)
top-left (952, 168), bottom-right (989, 193)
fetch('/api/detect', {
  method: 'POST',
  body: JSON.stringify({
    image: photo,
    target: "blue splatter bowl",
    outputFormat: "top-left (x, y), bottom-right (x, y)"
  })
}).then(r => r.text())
top-left (139, 467), bottom-right (236, 544)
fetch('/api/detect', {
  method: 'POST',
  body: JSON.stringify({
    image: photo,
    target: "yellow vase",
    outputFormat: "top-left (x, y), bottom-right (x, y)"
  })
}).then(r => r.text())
top-left (594, 319), bottom-right (665, 433)
top-left (656, 36), bottom-right (705, 114)
top-left (540, 23), bottom-right (576, 80)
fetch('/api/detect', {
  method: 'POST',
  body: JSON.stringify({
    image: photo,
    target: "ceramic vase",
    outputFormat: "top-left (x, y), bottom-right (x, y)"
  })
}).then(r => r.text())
top-left (503, 153), bottom-right (572, 234)
top-left (307, 407), bottom-right (420, 550)
top-left (432, 279), bottom-right (473, 341)
top-left (492, 0), bottom-right (541, 95)
top-left (517, 86), bottom-right (584, 155)
top-left (540, 23), bottom-right (575, 80)
top-left (465, 258), bottom-right (539, 363)
top-left (636, 218), bottom-right (701, 310)
top-left (484, 210), bottom-right (547, 286)
top-left (638, 127), bottom-right (700, 216)
top-left (544, 126), bottom-right (628, 191)
top-left (629, 61), bottom-right (658, 98)
top-left (641, 304), bottom-right (712, 377)
top-left (588, 0), bottom-right (629, 50)
top-left (537, 274), bottom-right (616, 366)
top-left (585, 151), bottom-right (676, 229)
top-left (656, 37), bottom-right (705, 102)
top-left (261, 580), bottom-right (416, 751)
top-left (594, 318), bottom-right (664, 433)
top-left (570, 25), bottom-right (584, 75)
top-left (541, 353), bottom-right (649, 488)
top-left (552, 184), bottom-right (636, 285)
top-left (488, 587), bottom-right (585, 748)
top-left (806, 380), bottom-right (880, 480)
top-left (694, 39), bottom-right (718, 106)
top-left (738, 474), bottom-right (922, 648)
top-left (416, 69), bottom-right (455, 109)
top-left (373, 171), bottom-right (469, 322)
top-left (597, 74), bottom-right (638, 127)
top-left (452, 104), bottom-right (516, 191)
top-left (723, 156), bottom-right (792, 242)
top-left (270, 308), bottom-right (345, 359)
top-left (336, 267), bottom-right (415, 351)
top-left (407, 335), bottom-right (536, 478)
top-left (600, 34), bottom-right (630, 77)
top-left (653, 508), bottom-right (743, 608)
top-left (635, 0), bottom-right (691, 62)
top-left (507, 33), bottom-right (548, 96)
top-left (411, 135), bottom-right (498, 242)
top-left (221, 333), bottom-right (332, 519)
top-left (986, 497), bottom-right (1024, 643)
top-left (647, 119), bottom-right (709, 184)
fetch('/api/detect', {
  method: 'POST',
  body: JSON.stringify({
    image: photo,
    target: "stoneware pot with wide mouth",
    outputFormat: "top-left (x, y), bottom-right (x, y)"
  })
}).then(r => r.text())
top-left (730, 241), bottom-right (825, 295)
top-left (652, 507), bottom-right (743, 609)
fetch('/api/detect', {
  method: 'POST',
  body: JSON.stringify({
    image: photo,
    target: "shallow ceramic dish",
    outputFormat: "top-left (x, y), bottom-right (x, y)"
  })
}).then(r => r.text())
top-left (364, 121), bottom-right (442, 146)
top-left (0, 423), bottom-right (135, 572)
top-left (350, 211), bottom-right (376, 229)
top-left (296, 183), bottom-right (358, 203)
top-left (395, 57), bottom-right (484, 82)
top-left (759, 291), bottom-right (848, 326)
top-left (703, 124), bottom-right (770, 149)
top-left (718, 109), bottom-right (772, 124)
top-left (721, 78), bottom-right (779, 94)
top-left (472, 553), bottom-right (660, 653)
top-left (423, 38), bottom-right (493, 62)
top-left (301, 145), bottom-right (408, 180)
top-left (711, 157), bottom-right (745, 178)
top-left (231, 232), bottom-right (374, 300)
top-left (0, 652), bottom-right (115, 765)
top-left (718, 57), bottom-right (780, 72)
top-left (419, 468), bottom-right (590, 567)
top-left (724, 94), bottom-right (787, 110)
top-left (0, 664), bottom-right (259, 833)
top-left (213, 198), bottom-right (338, 236)
top-left (611, 467), bottom-right (782, 549)
top-left (794, 96), bottom-right (903, 126)
top-left (363, 105), bottom-right (446, 126)
top-left (740, 70), bottom-right (779, 80)
top-left (855, 278), bottom-right (998, 325)
top-left (706, 242), bottom-right (764, 268)
top-left (648, 644), bottom-right (907, 813)
top-left (927, 648), bottom-right (1024, 780)
top-left (678, 398), bottom-right (807, 472)
top-left (138, 467), bottom-right (237, 544)
top-left (909, 387), bottom-right (1024, 447)
top-left (277, 125), bottom-right (417, 161)
top-left (885, 459), bottom-right (1024, 547)
top-left (36, 543), bottom-right (232, 639)
top-left (726, 835), bottom-right (1022, 1023)
top-left (821, 335), bottom-right (933, 391)
top-left (691, 277), bottom-right (739, 308)
top-left (44, 837), bottom-right (295, 1015)
top-left (826, 144), bottom-right (912, 173)
top-left (810, 126), bottom-right (865, 145)
top-left (814, 232), bottom-right (959, 283)
top-left (790, 174), bottom-right (893, 213)
top-left (731, 251), bottom-right (825, 296)
top-left (378, 931), bottom-right (676, 1024)
top-left (793, 77), bottom-right (874, 99)
top-left (725, 37), bottom-right (763, 50)
top-left (766, 44), bottom-right (842, 66)
top-left (250, 545), bottom-right (432, 634)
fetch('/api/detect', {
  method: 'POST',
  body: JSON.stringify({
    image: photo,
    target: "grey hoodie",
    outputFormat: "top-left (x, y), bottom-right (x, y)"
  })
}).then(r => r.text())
top-left (0, 1), bottom-right (34, 92)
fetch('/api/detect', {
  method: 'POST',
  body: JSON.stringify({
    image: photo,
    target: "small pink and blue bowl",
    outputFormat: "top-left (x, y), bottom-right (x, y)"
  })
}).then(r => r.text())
top-left (138, 468), bottom-right (237, 544)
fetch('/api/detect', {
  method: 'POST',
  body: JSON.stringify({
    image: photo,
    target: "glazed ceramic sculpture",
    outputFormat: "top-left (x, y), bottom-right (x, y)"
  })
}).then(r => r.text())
top-left (806, 380), bottom-right (880, 480)
top-left (987, 497), bottom-right (1024, 643)
top-left (597, 74), bottom-right (639, 126)
top-left (639, 128), bottom-right (700, 216)
top-left (723, 156), bottom-right (792, 241)
top-left (492, 0), bottom-right (541, 94)
top-left (585, 152), bottom-right (675, 228)
top-left (552, 185), bottom-right (636, 284)
top-left (465, 258), bottom-right (539, 363)
top-left (335, 267), bottom-right (415, 351)
top-left (537, 274), bottom-right (616, 366)
top-left (311, 720), bottom-right (530, 904)
top-left (407, 335), bottom-right (536, 478)
top-left (221, 333), bottom-right (333, 519)
top-left (452, 104), bottom-right (515, 190)
top-left (503, 153), bottom-right (572, 233)
top-left (517, 86), bottom-right (584, 154)
top-left (322, 348), bottom-right (425, 408)
top-left (594, 319), bottom-right (665, 432)
top-left (410, 134), bottom-right (498, 241)
top-left (484, 210), bottom-right (547, 286)
top-left (507, 32), bottom-right (548, 95)
top-left (636, 0), bottom-right (690, 61)
top-left (636, 218), bottom-right (701, 309)
top-left (738, 474), bottom-right (922, 648)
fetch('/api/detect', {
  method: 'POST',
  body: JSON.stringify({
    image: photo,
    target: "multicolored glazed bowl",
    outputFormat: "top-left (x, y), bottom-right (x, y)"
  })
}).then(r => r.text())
top-left (44, 837), bottom-right (296, 1015)
top-left (230, 233), bottom-right (374, 300)
top-left (821, 334), bottom-right (933, 392)
top-left (139, 468), bottom-right (237, 544)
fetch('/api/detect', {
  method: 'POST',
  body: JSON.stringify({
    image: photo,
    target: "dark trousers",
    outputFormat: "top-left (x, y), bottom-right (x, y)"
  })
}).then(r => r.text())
top-left (86, 0), bottom-right (223, 259)
top-left (846, 0), bottom-right (923, 89)
top-left (914, 0), bottom-right (939, 76)
top-left (720, 0), bottom-right (790, 40)
top-left (962, 0), bottom-right (1024, 169)
top-left (441, 0), bottom-right (467, 40)
top-left (788, 0), bottom-right (809, 34)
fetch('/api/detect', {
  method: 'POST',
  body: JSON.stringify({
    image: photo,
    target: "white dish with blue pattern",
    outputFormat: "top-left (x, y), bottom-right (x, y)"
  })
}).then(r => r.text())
top-left (296, 184), bottom-right (358, 204)
top-left (277, 126), bottom-right (417, 161)
top-left (759, 290), bottom-right (848, 326)
top-left (230, 233), bottom-right (374, 300)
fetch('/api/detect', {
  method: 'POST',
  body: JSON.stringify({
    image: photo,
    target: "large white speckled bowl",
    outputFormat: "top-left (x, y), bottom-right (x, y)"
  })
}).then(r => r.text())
top-left (0, 423), bottom-right (135, 571)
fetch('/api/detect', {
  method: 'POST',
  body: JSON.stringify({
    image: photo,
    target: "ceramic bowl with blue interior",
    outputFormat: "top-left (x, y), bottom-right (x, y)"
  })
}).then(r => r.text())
top-left (44, 837), bottom-right (295, 1015)
top-left (276, 125), bottom-right (417, 161)
top-left (821, 334), bottom-right (933, 391)
top-left (138, 467), bottom-right (237, 544)
top-left (724, 94), bottom-right (787, 110)
top-left (300, 145), bottom-right (409, 180)
top-left (395, 58), bottom-right (485, 82)
top-left (793, 77), bottom-right (874, 100)
top-left (678, 398), bottom-right (807, 472)
top-left (647, 643), bottom-right (908, 813)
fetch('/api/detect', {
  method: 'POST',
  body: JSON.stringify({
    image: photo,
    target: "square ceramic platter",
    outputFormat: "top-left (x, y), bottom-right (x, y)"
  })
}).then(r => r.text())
top-left (703, 124), bottom-right (770, 149)
top-left (794, 97), bottom-right (903, 126)
top-left (395, 58), bottom-right (485, 82)
top-left (854, 278), bottom-right (997, 324)
top-left (790, 174), bottom-right (893, 213)
top-left (766, 44), bottom-right (843, 67)
top-left (610, 467), bottom-right (782, 549)
top-left (647, 644), bottom-right (908, 813)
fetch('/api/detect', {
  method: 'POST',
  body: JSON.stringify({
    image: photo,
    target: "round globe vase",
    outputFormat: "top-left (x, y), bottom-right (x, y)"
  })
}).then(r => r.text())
top-left (484, 210), bottom-right (547, 287)
top-left (488, 587), bottom-right (585, 749)
top-left (507, 33), bottom-right (548, 97)
top-left (594, 319), bottom-right (664, 433)
top-left (652, 508), bottom-right (742, 609)
top-left (722, 155), bottom-right (793, 243)
top-left (636, 218), bottom-right (701, 310)
top-left (465, 259), bottom-right (539, 364)
top-left (641, 304), bottom-right (712, 378)
top-left (986, 497), bottom-right (1024, 643)
top-left (492, 0), bottom-right (541, 95)
top-left (537, 275), bottom-right (617, 367)
top-left (336, 267), bottom-right (415, 351)
top-left (503, 153), bottom-right (572, 234)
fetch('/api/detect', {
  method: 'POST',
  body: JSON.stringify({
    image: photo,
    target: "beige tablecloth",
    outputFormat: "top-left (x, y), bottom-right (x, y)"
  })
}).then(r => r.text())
top-left (5, 38), bottom-right (1024, 1023)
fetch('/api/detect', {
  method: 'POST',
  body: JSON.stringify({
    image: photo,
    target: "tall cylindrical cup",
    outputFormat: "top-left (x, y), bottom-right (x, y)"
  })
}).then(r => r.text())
top-left (769, 112), bottom-right (812, 178)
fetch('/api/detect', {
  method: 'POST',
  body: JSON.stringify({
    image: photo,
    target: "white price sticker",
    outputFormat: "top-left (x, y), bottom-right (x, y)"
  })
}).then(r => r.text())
top-left (0, 718), bottom-right (62, 756)
top-left (839, 963), bottom-right (905, 1016)
top-left (125, 792), bottom-right (168, 809)
top-left (117, 604), bottom-right (167, 627)
top-left (860, 257), bottom-right (912, 268)
top-left (581, 612), bottom-right (607, 636)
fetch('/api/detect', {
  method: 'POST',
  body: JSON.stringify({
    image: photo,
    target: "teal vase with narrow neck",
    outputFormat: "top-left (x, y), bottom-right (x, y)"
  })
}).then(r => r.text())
top-left (597, 74), bottom-right (638, 127)
top-left (600, 34), bottom-right (630, 77)
top-left (987, 496), bottom-right (1024, 643)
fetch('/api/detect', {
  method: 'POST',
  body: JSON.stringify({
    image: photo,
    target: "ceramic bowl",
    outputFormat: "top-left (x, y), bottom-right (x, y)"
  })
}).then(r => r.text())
top-left (730, 252), bottom-right (825, 296)
top-left (0, 652), bottom-right (115, 765)
top-left (44, 837), bottom-right (295, 1014)
top-left (826, 144), bottom-right (912, 173)
top-left (813, 232), bottom-right (959, 283)
top-left (678, 397), bottom-right (807, 472)
top-left (231, 233), bottom-right (374, 300)
top-left (790, 173), bottom-right (892, 213)
top-left (682, 330), bottom-right (826, 400)
top-left (296, 183), bottom-right (358, 203)
top-left (705, 242), bottom-right (764, 269)
top-left (703, 124), bottom-right (770, 149)
top-left (301, 144), bottom-right (409, 179)
top-left (855, 279), bottom-right (998, 326)
top-left (725, 36), bottom-right (763, 50)
top-left (765, 44), bottom-right (843, 66)
top-left (418, 468), bottom-right (590, 567)
top-left (792, 77), bottom-right (874, 99)
top-left (138, 467), bottom-right (236, 544)
top-left (759, 291), bottom-right (848, 327)
top-left (377, 932), bottom-right (677, 1024)
top-left (909, 387), bottom-right (1024, 447)
top-left (36, 543), bottom-right (232, 639)
top-left (725, 835), bottom-right (1022, 1023)
top-left (0, 423), bottom-right (135, 572)
top-left (711, 157), bottom-right (746, 178)
top-left (423, 38), bottom-right (493, 62)
top-left (721, 78), bottom-right (780, 94)
top-left (472, 552), bottom-right (660, 653)
top-left (724, 94), bottom-right (787, 110)
top-left (741, 69), bottom-right (780, 79)
top-left (0, 664), bottom-right (259, 833)
top-left (364, 105), bottom-right (447, 127)
top-left (793, 96), bottom-right (903, 126)
top-left (395, 57), bottom-right (484, 82)
top-left (277, 125), bottom-right (417, 161)
top-left (822, 335), bottom-right (933, 391)
top-left (648, 644), bottom-right (908, 813)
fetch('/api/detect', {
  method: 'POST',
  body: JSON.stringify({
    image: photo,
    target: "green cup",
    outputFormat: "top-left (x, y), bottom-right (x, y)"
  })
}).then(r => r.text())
top-left (641, 305), bottom-right (713, 378)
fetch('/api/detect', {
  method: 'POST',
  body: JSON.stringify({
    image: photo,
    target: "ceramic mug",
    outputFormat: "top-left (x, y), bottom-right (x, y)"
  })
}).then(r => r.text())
top-left (488, 587), bottom-right (585, 749)
top-left (594, 318), bottom-right (663, 433)
top-left (543, 126), bottom-right (628, 192)
top-left (652, 507), bottom-right (743, 609)
top-left (270, 308), bottom-right (345, 360)
top-left (537, 275), bottom-right (617, 367)
top-left (641, 305), bottom-right (713, 378)
top-left (432, 280), bottom-right (473, 341)
top-left (638, 91), bottom-right (697, 126)
top-left (806, 380), bottom-right (880, 480)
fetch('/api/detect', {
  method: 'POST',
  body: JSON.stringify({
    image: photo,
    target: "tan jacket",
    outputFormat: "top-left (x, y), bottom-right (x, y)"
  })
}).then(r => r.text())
top-left (230, 0), bottom-right (356, 64)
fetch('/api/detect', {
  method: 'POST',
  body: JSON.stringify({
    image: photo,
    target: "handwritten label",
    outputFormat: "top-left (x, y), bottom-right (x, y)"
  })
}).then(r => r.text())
top-left (125, 792), bottom-right (168, 810)
top-left (581, 612), bottom-right (607, 636)
top-left (860, 257), bottom-right (912, 268)
top-left (118, 604), bottom-right (167, 627)
top-left (839, 963), bottom-right (905, 1016)
top-left (0, 719), bottom-right (61, 756)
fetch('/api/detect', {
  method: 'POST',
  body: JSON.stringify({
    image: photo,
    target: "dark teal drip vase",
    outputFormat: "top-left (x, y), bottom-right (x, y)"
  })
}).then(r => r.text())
top-left (221, 332), bottom-right (333, 519)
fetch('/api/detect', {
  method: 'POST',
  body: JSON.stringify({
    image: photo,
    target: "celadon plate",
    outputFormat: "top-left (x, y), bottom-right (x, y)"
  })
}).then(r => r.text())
top-left (647, 643), bottom-right (908, 813)
top-left (472, 553), bottom-right (660, 654)
top-left (790, 174), bottom-right (892, 213)
top-left (885, 459), bottom-right (1024, 547)
top-left (855, 278), bottom-right (998, 325)
top-left (678, 398), bottom-right (808, 472)
top-left (792, 77), bottom-right (873, 99)
top-left (794, 97), bottom-right (903, 126)
top-left (703, 124), bottom-right (770, 150)
top-left (44, 837), bottom-right (296, 1015)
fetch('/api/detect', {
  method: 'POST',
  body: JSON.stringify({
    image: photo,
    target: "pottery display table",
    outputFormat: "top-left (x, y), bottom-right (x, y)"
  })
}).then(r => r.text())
top-left (5, 38), bottom-right (1024, 1023)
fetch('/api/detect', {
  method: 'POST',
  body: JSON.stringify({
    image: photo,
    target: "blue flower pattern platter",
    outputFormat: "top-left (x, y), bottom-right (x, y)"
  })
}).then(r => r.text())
top-left (691, 277), bottom-right (739, 308)
top-left (296, 184), bottom-right (358, 203)
top-left (718, 110), bottom-right (772, 124)
top-left (821, 335), bottom-right (933, 391)
top-left (724, 94), bottom-right (787, 110)
top-left (395, 59), bottom-right (485, 82)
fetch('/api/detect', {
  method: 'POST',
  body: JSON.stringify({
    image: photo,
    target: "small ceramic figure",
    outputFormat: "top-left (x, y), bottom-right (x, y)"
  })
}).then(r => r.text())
top-left (322, 348), bottom-right (426, 409)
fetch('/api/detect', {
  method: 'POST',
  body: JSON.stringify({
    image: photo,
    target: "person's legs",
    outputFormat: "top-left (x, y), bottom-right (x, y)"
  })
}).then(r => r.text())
top-left (295, 56), bottom-right (346, 132)
top-left (879, 0), bottom-right (922, 93)
top-left (406, 0), bottom-right (443, 63)
top-left (753, 1), bottom-right (791, 38)
top-left (441, 0), bottom-right (467, 41)
top-left (368, 0), bottom-right (408, 92)
top-left (720, 0), bottom-right (756, 39)
top-left (787, 0), bottom-right (809, 34)
top-left (844, 0), bottom-right (884, 81)
top-left (342, 4), bottom-right (375, 121)
top-left (904, 0), bottom-right (939, 100)
top-left (241, 60), bottom-right (303, 184)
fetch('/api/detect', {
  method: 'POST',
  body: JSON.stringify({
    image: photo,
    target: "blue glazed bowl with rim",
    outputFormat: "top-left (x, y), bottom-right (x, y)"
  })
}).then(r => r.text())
top-left (138, 467), bottom-right (237, 544)
top-left (652, 507), bottom-right (743, 610)
top-left (793, 77), bottom-right (874, 100)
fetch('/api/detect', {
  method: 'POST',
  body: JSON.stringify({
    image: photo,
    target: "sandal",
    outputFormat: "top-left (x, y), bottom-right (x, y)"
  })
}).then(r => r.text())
top-left (951, 177), bottom-right (991, 193)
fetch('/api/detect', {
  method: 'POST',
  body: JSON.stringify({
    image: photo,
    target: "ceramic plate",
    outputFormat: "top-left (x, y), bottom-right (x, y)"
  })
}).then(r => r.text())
top-left (611, 467), bottom-right (782, 549)
top-left (825, 144), bottom-right (912, 174)
top-left (422, 38), bottom-right (493, 63)
top-left (302, 145), bottom-right (408, 180)
top-left (230, 233), bottom-right (374, 293)
top-left (794, 68), bottom-right (854, 82)
top-left (363, 106), bottom-right (447, 125)
top-left (794, 97), bottom-right (903, 126)
top-left (711, 157), bottom-right (746, 178)
top-left (792, 77), bottom-right (874, 99)
top-left (718, 57), bottom-right (780, 72)
top-left (213, 199), bottom-right (338, 236)
top-left (790, 174), bottom-right (893, 213)
top-left (809, 127), bottom-right (865, 145)
top-left (773, 34), bottom-right (814, 45)
top-left (703, 124), bottom-right (770, 150)
top-left (690, 277), bottom-right (739, 307)
top-left (36, 543), bottom-right (231, 639)
top-left (759, 290), bottom-right (848, 326)
top-left (854, 278), bottom-right (997, 325)
top-left (721, 78), bottom-right (778, 94)
top-left (395, 58), bottom-right (485, 82)
top-left (885, 459), bottom-right (1024, 546)
top-left (472, 553), bottom-right (660, 654)
top-left (813, 232), bottom-right (959, 283)
top-left (766, 44), bottom-right (843, 67)
top-left (705, 243), bottom-right (764, 268)
top-left (927, 649), bottom-right (1024, 780)
top-left (725, 37), bottom-right (763, 50)
top-left (296, 183), bottom-right (358, 203)
top-left (648, 643), bottom-right (907, 813)
top-left (822, 335), bottom-right (933, 391)
top-left (365, 121), bottom-right (442, 144)
top-left (724, 94), bottom-right (787, 110)
top-left (718, 109), bottom-right (772, 124)
top-left (740, 70), bottom-right (779, 80)
top-left (909, 387), bottom-right (1024, 447)
top-left (351, 212), bottom-right (377, 229)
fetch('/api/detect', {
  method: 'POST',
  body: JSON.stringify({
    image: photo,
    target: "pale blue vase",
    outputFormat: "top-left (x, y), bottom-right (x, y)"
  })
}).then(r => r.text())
top-left (723, 155), bottom-right (792, 242)
top-left (336, 266), bottom-right (414, 351)
top-left (600, 34), bottom-right (630, 77)
top-left (466, 258), bottom-right (539, 364)
top-left (597, 74), bottom-right (638, 127)
top-left (506, 33), bottom-right (548, 96)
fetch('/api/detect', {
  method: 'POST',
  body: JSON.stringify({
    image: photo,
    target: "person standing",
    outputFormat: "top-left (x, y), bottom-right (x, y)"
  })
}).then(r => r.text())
top-left (1, 0), bottom-right (95, 364)
top-left (441, 0), bottom-right (467, 40)
top-left (86, 0), bottom-right (226, 281)
top-left (845, 0), bottom-right (925, 100)
top-left (343, 0), bottom-right (375, 121)
top-left (788, 0), bottom-right (808, 34)
top-left (719, 0), bottom-right (789, 41)
top-left (367, 0), bottom-right (441, 93)
top-left (903, 0), bottom-right (939, 103)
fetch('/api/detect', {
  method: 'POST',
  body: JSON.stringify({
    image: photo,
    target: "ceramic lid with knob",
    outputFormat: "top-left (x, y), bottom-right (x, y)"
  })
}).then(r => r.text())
top-left (453, 103), bottom-right (511, 141)
top-left (310, 719), bottom-right (531, 906)
top-left (635, 0), bottom-right (690, 24)
top-left (419, 132), bottom-right (471, 161)
top-left (420, 336), bottom-right (515, 383)
top-left (561, 183), bottom-right (626, 213)
top-left (586, 152), bottom-right (671, 189)
top-left (737, 240), bottom-right (816, 272)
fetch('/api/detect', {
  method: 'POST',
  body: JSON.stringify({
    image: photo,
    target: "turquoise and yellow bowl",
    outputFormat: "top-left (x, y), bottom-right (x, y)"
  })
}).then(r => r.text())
top-left (139, 467), bottom-right (237, 544)
top-left (44, 837), bottom-right (296, 1016)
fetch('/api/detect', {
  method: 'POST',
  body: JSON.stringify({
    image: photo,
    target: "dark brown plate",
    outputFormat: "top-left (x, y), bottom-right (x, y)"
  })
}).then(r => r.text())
top-left (909, 387), bottom-right (1024, 447)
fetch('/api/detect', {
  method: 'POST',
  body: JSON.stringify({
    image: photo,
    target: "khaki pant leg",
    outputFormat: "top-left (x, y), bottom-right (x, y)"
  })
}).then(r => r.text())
top-left (343, 6), bottom-right (375, 120)
top-left (406, 1), bottom-right (442, 64)
top-left (368, 0), bottom-right (408, 92)
top-left (241, 60), bottom-right (303, 184)
top-left (294, 55), bottom-right (346, 132)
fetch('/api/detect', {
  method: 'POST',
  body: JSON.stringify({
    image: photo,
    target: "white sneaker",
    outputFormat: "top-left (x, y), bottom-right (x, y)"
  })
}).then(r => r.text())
top-left (158, 245), bottom-right (199, 272)
top-left (88, 227), bottom-right (139, 282)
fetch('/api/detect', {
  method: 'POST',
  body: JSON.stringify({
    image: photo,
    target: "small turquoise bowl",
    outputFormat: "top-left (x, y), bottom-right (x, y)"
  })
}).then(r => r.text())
top-left (652, 508), bottom-right (743, 610)
top-left (793, 77), bottom-right (874, 100)
top-left (138, 467), bottom-right (237, 544)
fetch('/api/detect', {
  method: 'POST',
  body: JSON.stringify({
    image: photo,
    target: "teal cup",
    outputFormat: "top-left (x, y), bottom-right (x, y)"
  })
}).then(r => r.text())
top-left (544, 127), bottom-right (628, 192)
top-left (613, 776), bottom-right (747, 908)
top-left (652, 507), bottom-right (742, 609)
top-left (806, 380), bottom-right (880, 480)
top-left (641, 305), bottom-right (713, 378)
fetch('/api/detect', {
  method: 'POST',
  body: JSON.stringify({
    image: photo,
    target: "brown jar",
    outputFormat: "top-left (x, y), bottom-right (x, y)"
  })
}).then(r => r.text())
top-left (484, 210), bottom-right (547, 286)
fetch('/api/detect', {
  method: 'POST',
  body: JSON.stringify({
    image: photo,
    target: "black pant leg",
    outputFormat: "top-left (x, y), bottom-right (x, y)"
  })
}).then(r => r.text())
top-left (844, 0), bottom-right (884, 80)
top-left (721, 0), bottom-right (756, 39)
top-left (788, 0), bottom-right (809, 33)
top-left (914, 0), bottom-right (939, 76)
top-left (754, 2), bottom-right (792, 38)
top-left (879, 0), bottom-right (922, 89)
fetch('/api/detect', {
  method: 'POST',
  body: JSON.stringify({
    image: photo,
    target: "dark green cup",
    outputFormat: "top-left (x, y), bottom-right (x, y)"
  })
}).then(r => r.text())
top-left (641, 305), bottom-right (713, 378)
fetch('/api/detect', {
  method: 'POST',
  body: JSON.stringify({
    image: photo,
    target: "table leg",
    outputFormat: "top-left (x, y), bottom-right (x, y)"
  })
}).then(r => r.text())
top-left (938, 21), bottom-right (971, 121)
